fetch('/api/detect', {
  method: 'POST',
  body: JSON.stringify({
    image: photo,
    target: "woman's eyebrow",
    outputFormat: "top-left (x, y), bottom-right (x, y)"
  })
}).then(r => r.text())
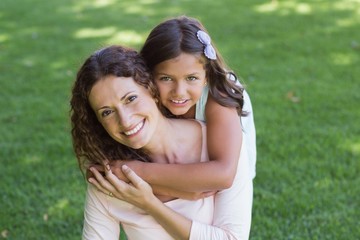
top-left (95, 91), bottom-right (135, 111)
top-left (120, 91), bottom-right (135, 101)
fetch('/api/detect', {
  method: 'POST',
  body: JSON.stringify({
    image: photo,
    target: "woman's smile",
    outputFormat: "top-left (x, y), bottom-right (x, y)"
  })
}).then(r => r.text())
top-left (122, 119), bottom-right (145, 137)
top-left (89, 75), bottom-right (160, 150)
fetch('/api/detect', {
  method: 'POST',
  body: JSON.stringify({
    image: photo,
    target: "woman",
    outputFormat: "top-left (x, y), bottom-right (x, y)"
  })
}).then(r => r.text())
top-left (70, 45), bottom-right (252, 240)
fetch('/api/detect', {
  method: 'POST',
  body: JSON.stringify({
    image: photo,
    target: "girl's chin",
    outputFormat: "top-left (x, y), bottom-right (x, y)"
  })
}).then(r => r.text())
top-left (169, 108), bottom-right (190, 116)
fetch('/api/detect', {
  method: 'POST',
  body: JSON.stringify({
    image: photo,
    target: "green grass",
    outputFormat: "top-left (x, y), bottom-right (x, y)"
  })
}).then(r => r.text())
top-left (1, 0), bottom-right (359, 239)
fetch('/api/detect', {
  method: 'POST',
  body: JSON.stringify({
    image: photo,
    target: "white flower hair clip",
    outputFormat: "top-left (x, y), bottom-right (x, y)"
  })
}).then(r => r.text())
top-left (196, 30), bottom-right (217, 60)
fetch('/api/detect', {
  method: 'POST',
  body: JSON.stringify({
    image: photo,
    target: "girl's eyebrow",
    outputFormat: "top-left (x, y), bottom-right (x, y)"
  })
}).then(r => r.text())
top-left (186, 72), bottom-right (200, 75)
top-left (156, 71), bottom-right (200, 76)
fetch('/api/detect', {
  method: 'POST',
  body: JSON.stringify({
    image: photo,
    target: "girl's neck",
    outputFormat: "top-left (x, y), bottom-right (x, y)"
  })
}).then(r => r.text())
top-left (179, 105), bottom-right (196, 119)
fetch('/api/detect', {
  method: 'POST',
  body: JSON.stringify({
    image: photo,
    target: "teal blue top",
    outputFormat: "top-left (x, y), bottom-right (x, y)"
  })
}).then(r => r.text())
top-left (195, 85), bottom-right (257, 179)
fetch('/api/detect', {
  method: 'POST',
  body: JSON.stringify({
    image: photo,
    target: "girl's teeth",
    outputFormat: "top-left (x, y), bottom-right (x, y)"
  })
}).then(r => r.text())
top-left (124, 121), bottom-right (144, 136)
top-left (172, 99), bottom-right (186, 104)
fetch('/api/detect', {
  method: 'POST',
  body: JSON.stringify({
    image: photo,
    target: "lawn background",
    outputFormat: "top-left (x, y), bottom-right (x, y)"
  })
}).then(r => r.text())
top-left (1, 0), bottom-right (359, 239)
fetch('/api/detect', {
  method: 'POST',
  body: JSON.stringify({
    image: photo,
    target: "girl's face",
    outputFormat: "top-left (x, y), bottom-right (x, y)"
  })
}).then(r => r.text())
top-left (153, 53), bottom-right (207, 118)
top-left (89, 75), bottom-right (159, 149)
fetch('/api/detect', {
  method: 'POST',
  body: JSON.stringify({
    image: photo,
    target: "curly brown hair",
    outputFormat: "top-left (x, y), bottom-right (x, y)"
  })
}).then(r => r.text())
top-left (70, 45), bottom-right (157, 171)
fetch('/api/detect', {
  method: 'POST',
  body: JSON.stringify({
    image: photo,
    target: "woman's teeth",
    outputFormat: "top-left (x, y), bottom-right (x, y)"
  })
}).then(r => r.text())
top-left (124, 121), bottom-right (144, 136)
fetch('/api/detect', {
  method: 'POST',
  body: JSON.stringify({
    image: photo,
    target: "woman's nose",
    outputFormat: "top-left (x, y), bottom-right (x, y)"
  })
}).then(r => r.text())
top-left (115, 107), bottom-right (132, 128)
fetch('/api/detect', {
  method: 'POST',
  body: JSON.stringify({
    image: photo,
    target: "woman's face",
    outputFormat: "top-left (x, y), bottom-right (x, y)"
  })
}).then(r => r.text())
top-left (153, 53), bottom-right (207, 117)
top-left (89, 75), bottom-right (159, 149)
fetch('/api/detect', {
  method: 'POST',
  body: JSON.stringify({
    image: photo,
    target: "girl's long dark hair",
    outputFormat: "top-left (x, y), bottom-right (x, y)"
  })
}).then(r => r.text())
top-left (140, 16), bottom-right (246, 116)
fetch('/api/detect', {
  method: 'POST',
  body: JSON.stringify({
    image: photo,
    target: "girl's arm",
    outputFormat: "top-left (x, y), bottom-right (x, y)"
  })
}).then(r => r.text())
top-left (152, 184), bottom-right (216, 201)
top-left (109, 96), bottom-right (242, 192)
top-left (89, 165), bottom-right (216, 201)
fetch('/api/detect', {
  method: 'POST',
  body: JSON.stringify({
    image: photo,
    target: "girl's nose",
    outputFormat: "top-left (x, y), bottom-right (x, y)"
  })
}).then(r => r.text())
top-left (173, 81), bottom-right (186, 96)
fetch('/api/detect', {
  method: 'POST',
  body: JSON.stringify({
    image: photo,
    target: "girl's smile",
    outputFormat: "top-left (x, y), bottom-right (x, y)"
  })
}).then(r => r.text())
top-left (154, 53), bottom-right (207, 117)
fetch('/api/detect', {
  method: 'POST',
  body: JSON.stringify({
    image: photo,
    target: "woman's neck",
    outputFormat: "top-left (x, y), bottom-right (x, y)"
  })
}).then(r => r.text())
top-left (142, 116), bottom-right (178, 163)
top-left (145, 117), bottom-right (203, 163)
top-left (143, 116), bottom-right (201, 164)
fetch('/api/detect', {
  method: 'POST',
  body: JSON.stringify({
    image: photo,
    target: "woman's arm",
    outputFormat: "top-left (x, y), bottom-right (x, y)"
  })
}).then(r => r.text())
top-left (89, 164), bottom-right (252, 240)
top-left (89, 165), bottom-right (192, 240)
top-left (190, 178), bottom-right (253, 240)
top-left (109, 96), bottom-right (242, 192)
top-left (82, 184), bottom-right (120, 240)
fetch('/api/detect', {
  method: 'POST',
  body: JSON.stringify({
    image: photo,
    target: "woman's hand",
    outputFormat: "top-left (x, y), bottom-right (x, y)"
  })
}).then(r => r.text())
top-left (88, 164), bottom-right (155, 209)
top-left (90, 160), bottom-right (142, 183)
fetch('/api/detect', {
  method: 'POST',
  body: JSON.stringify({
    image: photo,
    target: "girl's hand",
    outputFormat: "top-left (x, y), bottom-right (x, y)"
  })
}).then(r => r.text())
top-left (88, 164), bottom-right (155, 209)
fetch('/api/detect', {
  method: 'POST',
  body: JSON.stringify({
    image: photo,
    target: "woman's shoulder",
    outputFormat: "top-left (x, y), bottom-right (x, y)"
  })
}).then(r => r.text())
top-left (174, 118), bottom-right (205, 128)
top-left (171, 118), bottom-right (205, 142)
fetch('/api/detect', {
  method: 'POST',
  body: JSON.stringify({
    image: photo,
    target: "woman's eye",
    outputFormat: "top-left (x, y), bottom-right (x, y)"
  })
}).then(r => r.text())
top-left (126, 95), bottom-right (137, 103)
top-left (101, 109), bottom-right (113, 117)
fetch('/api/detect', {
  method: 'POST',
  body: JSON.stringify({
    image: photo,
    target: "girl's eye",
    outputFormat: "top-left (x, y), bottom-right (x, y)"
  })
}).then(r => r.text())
top-left (101, 109), bottom-right (113, 117)
top-left (187, 76), bottom-right (198, 81)
top-left (126, 95), bottom-right (137, 103)
top-left (159, 76), bottom-right (172, 82)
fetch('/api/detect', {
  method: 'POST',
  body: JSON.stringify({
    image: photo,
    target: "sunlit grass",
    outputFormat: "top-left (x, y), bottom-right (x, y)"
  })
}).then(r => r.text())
top-left (93, 0), bottom-right (116, 8)
top-left (342, 140), bottom-right (360, 155)
top-left (22, 155), bottom-right (42, 164)
top-left (105, 30), bottom-right (144, 45)
top-left (255, 0), bottom-right (360, 16)
top-left (74, 27), bottom-right (117, 38)
top-left (74, 27), bottom-right (145, 46)
top-left (1, 0), bottom-right (359, 239)
top-left (255, 1), bottom-right (313, 14)
top-left (0, 33), bottom-right (9, 42)
top-left (330, 52), bottom-right (356, 65)
top-left (48, 199), bottom-right (70, 215)
top-left (255, 1), bottom-right (312, 15)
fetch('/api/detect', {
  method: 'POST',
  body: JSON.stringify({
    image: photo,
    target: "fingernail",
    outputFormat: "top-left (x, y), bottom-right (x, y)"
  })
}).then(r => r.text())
top-left (106, 164), bottom-right (111, 171)
top-left (122, 165), bottom-right (128, 170)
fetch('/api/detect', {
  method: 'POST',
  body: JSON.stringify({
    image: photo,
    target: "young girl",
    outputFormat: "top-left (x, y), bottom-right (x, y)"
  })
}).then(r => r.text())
top-left (73, 45), bottom-right (252, 239)
top-left (107, 16), bottom-right (256, 192)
